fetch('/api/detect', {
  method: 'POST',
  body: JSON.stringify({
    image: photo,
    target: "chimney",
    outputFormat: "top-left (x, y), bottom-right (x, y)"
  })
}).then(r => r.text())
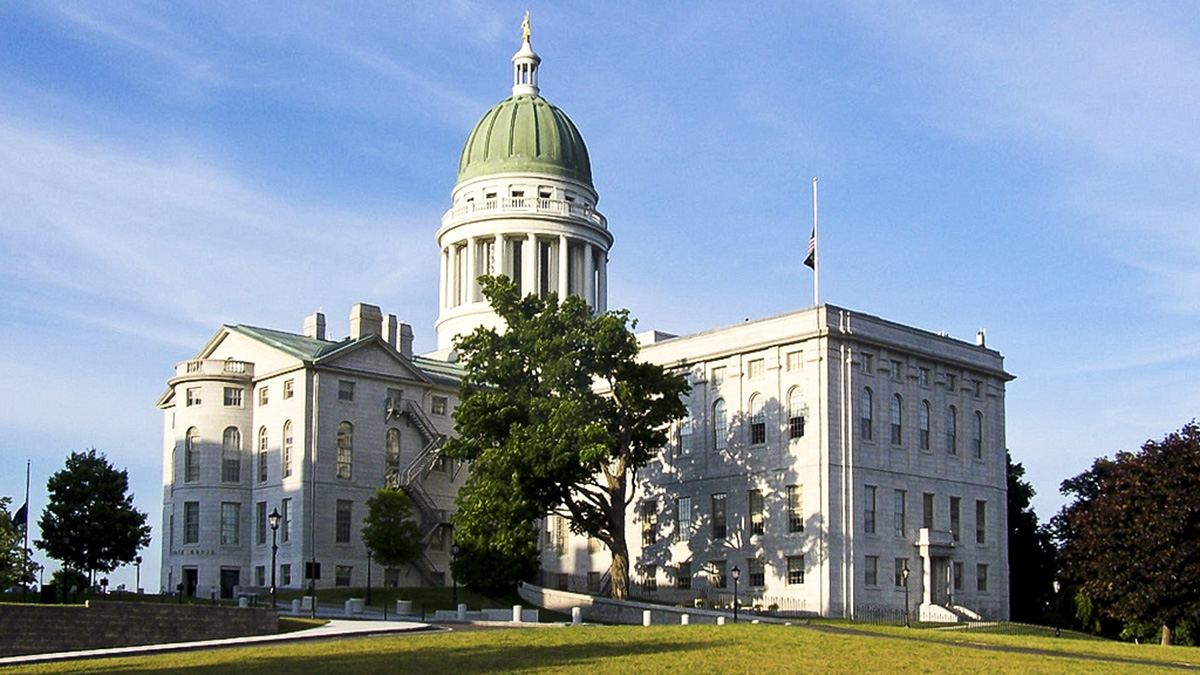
top-left (349, 303), bottom-right (384, 340)
top-left (303, 312), bottom-right (326, 340)
top-left (384, 314), bottom-right (399, 350)
top-left (976, 328), bottom-right (987, 348)
top-left (399, 322), bottom-right (414, 359)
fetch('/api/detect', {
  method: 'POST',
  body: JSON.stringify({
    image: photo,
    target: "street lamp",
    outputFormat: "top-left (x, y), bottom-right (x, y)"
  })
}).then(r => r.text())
top-left (134, 555), bottom-right (142, 594)
top-left (268, 507), bottom-right (281, 610)
top-left (730, 565), bottom-right (741, 623)
top-left (1053, 579), bottom-right (1061, 637)
top-left (901, 564), bottom-right (911, 628)
top-left (450, 543), bottom-right (460, 609)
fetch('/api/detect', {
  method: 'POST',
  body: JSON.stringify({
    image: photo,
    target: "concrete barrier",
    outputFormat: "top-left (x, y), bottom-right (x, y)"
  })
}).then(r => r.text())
top-left (396, 600), bottom-right (413, 616)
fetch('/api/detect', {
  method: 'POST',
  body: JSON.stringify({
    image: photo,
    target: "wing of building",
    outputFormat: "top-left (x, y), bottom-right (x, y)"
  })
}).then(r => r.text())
top-left (158, 18), bottom-right (1012, 621)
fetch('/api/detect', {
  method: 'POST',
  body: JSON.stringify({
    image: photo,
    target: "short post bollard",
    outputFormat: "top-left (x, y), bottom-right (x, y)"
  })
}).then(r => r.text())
top-left (512, 604), bottom-right (522, 623)
top-left (717, 616), bottom-right (726, 626)
top-left (457, 603), bottom-right (467, 622)
top-left (681, 614), bottom-right (690, 625)
top-left (572, 607), bottom-right (582, 625)
top-left (642, 610), bottom-right (652, 626)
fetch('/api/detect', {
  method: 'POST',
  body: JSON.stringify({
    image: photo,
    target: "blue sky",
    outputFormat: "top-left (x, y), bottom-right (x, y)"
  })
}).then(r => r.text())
top-left (2, 2), bottom-right (1199, 589)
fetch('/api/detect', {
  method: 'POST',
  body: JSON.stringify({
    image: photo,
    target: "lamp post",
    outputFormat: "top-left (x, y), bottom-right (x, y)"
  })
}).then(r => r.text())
top-left (450, 543), bottom-right (460, 609)
top-left (268, 507), bottom-right (281, 610)
top-left (366, 550), bottom-right (373, 606)
top-left (1053, 579), bottom-right (1061, 638)
top-left (902, 564), bottom-right (911, 628)
top-left (134, 555), bottom-right (142, 594)
top-left (731, 565), bottom-right (741, 623)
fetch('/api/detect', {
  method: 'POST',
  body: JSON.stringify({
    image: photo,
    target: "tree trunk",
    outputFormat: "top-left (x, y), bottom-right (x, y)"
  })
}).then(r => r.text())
top-left (1162, 624), bottom-right (1173, 646)
top-left (609, 532), bottom-right (630, 600)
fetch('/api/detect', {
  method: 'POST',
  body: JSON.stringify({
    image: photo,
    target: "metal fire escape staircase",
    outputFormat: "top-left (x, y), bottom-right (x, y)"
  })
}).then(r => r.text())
top-left (387, 398), bottom-right (451, 586)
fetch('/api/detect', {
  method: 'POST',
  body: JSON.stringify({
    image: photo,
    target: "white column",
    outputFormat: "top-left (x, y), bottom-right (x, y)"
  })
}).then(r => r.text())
top-left (450, 244), bottom-right (460, 307)
top-left (494, 233), bottom-right (505, 278)
top-left (466, 237), bottom-right (478, 303)
top-left (439, 247), bottom-right (449, 310)
top-left (583, 243), bottom-right (595, 309)
top-left (597, 253), bottom-right (608, 312)
top-left (524, 233), bottom-right (537, 296)
top-left (558, 235), bottom-right (570, 298)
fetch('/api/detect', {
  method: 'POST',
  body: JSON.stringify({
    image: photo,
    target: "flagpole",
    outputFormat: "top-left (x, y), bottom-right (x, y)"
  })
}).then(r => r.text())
top-left (22, 459), bottom-right (30, 602)
top-left (812, 177), bottom-right (819, 307)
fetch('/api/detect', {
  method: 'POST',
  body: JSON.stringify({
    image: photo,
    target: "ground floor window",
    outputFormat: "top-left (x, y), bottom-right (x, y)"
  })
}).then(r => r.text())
top-left (676, 561), bottom-right (692, 590)
top-left (643, 564), bottom-right (657, 593)
top-left (865, 555), bottom-right (879, 586)
top-left (280, 564), bottom-right (291, 587)
top-left (255, 565), bottom-right (265, 587)
top-left (587, 572), bottom-right (602, 594)
top-left (787, 555), bottom-right (805, 585)
top-left (748, 558), bottom-right (765, 587)
top-left (336, 565), bottom-right (352, 587)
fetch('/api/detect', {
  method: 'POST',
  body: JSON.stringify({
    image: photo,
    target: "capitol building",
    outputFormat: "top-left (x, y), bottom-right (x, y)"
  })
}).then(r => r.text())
top-left (159, 22), bottom-right (1011, 621)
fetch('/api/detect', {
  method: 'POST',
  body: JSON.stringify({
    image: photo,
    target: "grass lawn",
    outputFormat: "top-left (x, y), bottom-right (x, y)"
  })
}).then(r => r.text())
top-left (6, 623), bottom-right (1198, 674)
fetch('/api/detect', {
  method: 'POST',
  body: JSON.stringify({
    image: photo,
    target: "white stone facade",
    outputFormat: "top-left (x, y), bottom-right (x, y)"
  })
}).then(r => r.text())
top-left (538, 306), bottom-right (1012, 621)
top-left (158, 304), bottom-right (463, 598)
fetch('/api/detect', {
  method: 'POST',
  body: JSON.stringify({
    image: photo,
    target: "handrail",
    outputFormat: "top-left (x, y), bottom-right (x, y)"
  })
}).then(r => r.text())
top-left (442, 196), bottom-right (607, 230)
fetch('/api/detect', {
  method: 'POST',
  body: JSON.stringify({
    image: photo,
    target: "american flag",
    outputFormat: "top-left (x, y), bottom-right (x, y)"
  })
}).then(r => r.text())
top-left (803, 227), bottom-right (816, 270)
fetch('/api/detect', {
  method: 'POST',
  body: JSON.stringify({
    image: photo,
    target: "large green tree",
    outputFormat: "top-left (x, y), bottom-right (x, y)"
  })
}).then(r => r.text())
top-left (1006, 452), bottom-right (1057, 623)
top-left (443, 276), bottom-right (688, 599)
top-left (1, 496), bottom-right (34, 589)
top-left (35, 449), bottom-right (151, 585)
top-left (359, 488), bottom-right (423, 573)
top-left (1056, 422), bottom-right (1200, 645)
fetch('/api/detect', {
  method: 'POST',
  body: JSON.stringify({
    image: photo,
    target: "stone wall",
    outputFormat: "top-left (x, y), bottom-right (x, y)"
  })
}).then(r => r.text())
top-left (518, 582), bottom-right (790, 626)
top-left (0, 601), bottom-right (277, 657)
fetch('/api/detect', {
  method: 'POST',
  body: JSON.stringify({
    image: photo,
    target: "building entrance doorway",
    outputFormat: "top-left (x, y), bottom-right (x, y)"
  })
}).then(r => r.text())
top-left (182, 567), bottom-right (198, 597)
top-left (220, 568), bottom-right (240, 599)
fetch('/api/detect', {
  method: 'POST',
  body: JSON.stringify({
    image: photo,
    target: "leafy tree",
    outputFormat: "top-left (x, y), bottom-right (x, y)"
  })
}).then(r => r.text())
top-left (1056, 423), bottom-right (1200, 645)
top-left (1006, 452), bottom-right (1057, 622)
top-left (443, 276), bottom-right (688, 599)
top-left (360, 488), bottom-right (423, 574)
top-left (1, 496), bottom-right (31, 589)
top-left (450, 469), bottom-right (541, 596)
top-left (35, 449), bottom-right (151, 585)
top-left (50, 567), bottom-right (88, 594)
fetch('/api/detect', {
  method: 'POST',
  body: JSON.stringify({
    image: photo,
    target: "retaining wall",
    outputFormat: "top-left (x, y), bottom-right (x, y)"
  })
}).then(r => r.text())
top-left (518, 582), bottom-right (792, 626)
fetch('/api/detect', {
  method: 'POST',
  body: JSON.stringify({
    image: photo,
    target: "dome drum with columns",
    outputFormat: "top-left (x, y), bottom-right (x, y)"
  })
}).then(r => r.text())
top-left (435, 23), bottom-right (610, 352)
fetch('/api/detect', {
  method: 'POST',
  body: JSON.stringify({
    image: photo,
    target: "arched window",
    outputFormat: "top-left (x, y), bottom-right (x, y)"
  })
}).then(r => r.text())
top-left (184, 427), bottom-right (200, 483)
top-left (973, 411), bottom-right (984, 458)
top-left (919, 400), bottom-right (931, 450)
top-left (861, 388), bottom-right (874, 441)
top-left (749, 394), bottom-right (766, 445)
top-left (713, 399), bottom-right (728, 451)
top-left (677, 411), bottom-right (693, 455)
top-left (787, 387), bottom-right (806, 439)
top-left (222, 427), bottom-right (241, 482)
top-left (890, 394), bottom-right (903, 445)
top-left (946, 406), bottom-right (958, 455)
top-left (257, 426), bottom-right (268, 483)
top-left (385, 427), bottom-right (401, 487)
top-left (282, 420), bottom-right (294, 478)
top-left (336, 421), bottom-right (354, 479)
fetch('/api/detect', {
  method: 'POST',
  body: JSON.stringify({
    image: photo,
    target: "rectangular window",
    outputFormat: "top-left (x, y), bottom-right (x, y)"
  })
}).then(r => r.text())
top-left (220, 502), bottom-right (240, 545)
top-left (641, 500), bottom-right (658, 546)
top-left (280, 564), bottom-right (291, 586)
top-left (186, 387), bottom-right (201, 406)
top-left (283, 422), bottom-right (293, 478)
top-left (336, 565), bottom-right (352, 587)
top-left (976, 500), bottom-right (987, 544)
top-left (256, 501), bottom-right (267, 546)
top-left (431, 395), bottom-right (448, 415)
top-left (748, 558), bottom-right (765, 587)
top-left (184, 501), bottom-right (200, 544)
top-left (977, 564), bottom-right (989, 592)
top-left (894, 489), bottom-right (907, 537)
top-left (283, 379), bottom-right (294, 399)
top-left (338, 380), bottom-right (355, 402)
top-left (750, 412), bottom-right (766, 445)
top-left (676, 561), bottom-right (691, 590)
top-left (954, 561), bottom-right (964, 591)
top-left (280, 498), bottom-right (291, 543)
top-left (787, 485), bottom-right (804, 533)
top-left (553, 515), bottom-right (567, 556)
top-left (711, 493), bottom-right (727, 539)
top-left (894, 558), bottom-right (909, 587)
top-left (865, 555), bottom-right (879, 586)
top-left (922, 492), bottom-right (934, 530)
top-left (861, 353), bottom-right (873, 374)
top-left (587, 536), bottom-right (599, 554)
top-left (918, 368), bottom-right (930, 387)
top-left (711, 366), bottom-right (726, 386)
top-left (224, 387), bottom-right (243, 407)
top-left (677, 414), bottom-right (692, 455)
top-left (974, 379), bottom-right (984, 398)
top-left (950, 497), bottom-right (961, 542)
top-left (864, 485), bottom-right (877, 534)
top-left (749, 489), bottom-right (764, 536)
top-left (890, 360), bottom-right (903, 381)
top-left (643, 564), bottom-right (657, 593)
top-left (709, 560), bottom-right (727, 589)
top-left (946, 373), bottom-right (957, 392)
top-left (747, 358), bottom-right (764, 379)
top-left (787, 555), bottom-right (805, 585)
top-left (255, 565), bottom-right (266, 587)
top-left (336, 500), bottom-right (352, 544)
top-left (786, 350), bottom-right (803, 371)
top-left (257, 431), bottom-right (268, 483)
top-left (587, 572), bottom-right (601, 594)
top-left (676, 496), bottom-right (692, 542)
top-left (258, 386), bottom-right (268, 406)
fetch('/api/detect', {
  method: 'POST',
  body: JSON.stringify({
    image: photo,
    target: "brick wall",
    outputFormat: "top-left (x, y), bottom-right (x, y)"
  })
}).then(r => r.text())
top-left (0, 601), bottom-right (277, 657)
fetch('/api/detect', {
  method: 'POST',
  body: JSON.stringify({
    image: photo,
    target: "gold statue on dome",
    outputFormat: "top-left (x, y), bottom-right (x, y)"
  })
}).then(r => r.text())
top-left (521, 10), bottom-right (531, 43)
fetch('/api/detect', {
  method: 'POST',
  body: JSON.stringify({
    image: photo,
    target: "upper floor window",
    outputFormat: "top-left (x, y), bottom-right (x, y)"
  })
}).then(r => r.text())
top-left (431, 395), bottom-right (448, 416)
top-left (860, 353), bottom-right (874, 374)
top-left (894, 489), bottom-right (907, 537)
top-left (861, 388), bottom-right (874, 441)
top-left (258, 386), bottom-right (268, 406)
top-left (919, 400), bottom-right (931, 450)
top-left (338, 380), bottom-right (355, 402)
top-left (864, 485), bottom-right (877, 534)
top-left (946, 372), bottom-right (957, 393)
top-left (184, 427), bottom-right (200, 483)
top-left (747, 358), bottom-right (764, 379)
top-left (283, 379), bottom-right (294, 399)
top-left (186, 387), bottom-right (201, 407)
top-left (220, 502), bottom-right (240, 545)
top-left (224, 387), bottom-right (243, 407)
top-left (282, 420), bottom-right (294, 478)
top-left (787, 387), bottom-right (806, 439)
top-left (787, 485), bottom-right (804, 533)
top-left (711, 366), bottom-right (726, 386)
top-left (976, 500), bottom-right (987, 544)
top-left (749, 394), bottom-right (766, 445)
top-left (918, 367), bottom-right (930, 387)
top-left (641, 500), bottom-right (658, 546)
top-left (336, 500), bottom-right (353, 544)
top-left (889, 360), bottom-right (903, 381)
top-left (385, 428), bottom-right (401, 487)
top-left (676, 496), bottom-right (692, 543)
top-left (257, 427), bottom-right (268, 483)
top-left (711, 492), bottom-right (727, 539)
top-left (974, 379), bottom-right (984, 398)
top-left (677, 411), bottom-right (693, 455)
top-left (748, 489), bottom-right (764, 536)
top-left (713, 399), bottom-right (728, 451)
top-left (973, 411), bottom-right (984, 458)
top-left (786, 350), bottom-right (802, 371)
top-left (221, 427), bottom-right (241, 483)
top-left (947, 405), bottom-right (959, 455)
top-left (890, 394), bottom-right (903, 445)
top-left (336, 421), bottom-right (353, 479)
top-left (183, 501), bottom-right (200, 544)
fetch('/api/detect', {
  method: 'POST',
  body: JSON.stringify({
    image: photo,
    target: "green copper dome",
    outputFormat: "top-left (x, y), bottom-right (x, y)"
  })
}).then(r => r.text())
top-left (457, 94), bottom-right (593, 186)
